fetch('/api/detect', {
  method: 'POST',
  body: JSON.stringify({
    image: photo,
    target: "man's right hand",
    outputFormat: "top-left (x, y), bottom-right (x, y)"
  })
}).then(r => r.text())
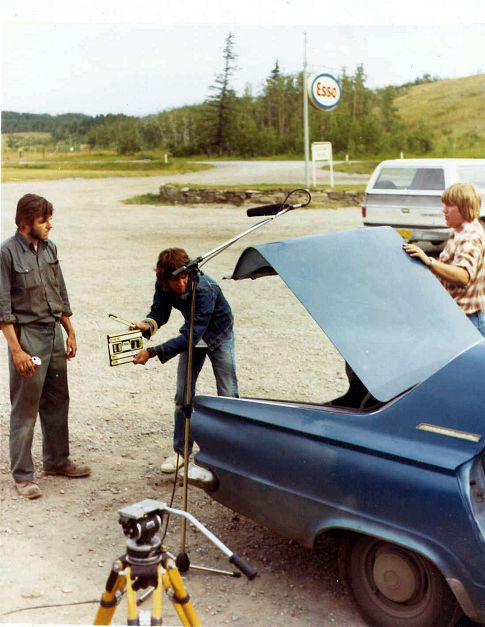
top-left (13, 349), bottom-right (36, 377)
top-left (130, 321), bottom-right (150, 333)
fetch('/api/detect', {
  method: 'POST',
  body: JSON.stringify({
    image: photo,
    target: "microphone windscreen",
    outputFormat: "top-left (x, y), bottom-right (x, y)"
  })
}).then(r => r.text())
top-left (247, 203), bottom-right (290, 217)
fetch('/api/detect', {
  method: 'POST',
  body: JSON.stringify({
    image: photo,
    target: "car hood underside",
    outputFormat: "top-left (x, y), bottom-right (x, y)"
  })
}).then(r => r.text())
top-left (231, 227), bottom-right (481, 401)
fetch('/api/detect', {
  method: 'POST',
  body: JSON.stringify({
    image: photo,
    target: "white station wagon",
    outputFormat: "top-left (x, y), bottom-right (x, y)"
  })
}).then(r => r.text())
top-left (362, 159), bottom-right (485, 246)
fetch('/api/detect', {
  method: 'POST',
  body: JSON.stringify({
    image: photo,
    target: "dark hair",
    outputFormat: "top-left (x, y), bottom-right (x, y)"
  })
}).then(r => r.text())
top-left (155, 248), bottom-right (190, 288)
top-left (15, 194), bottom-right (53, 227)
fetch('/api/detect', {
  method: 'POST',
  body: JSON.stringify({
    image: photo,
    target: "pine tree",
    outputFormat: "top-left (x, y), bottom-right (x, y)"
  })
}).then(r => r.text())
top-left (205, 33), bottom-right (238, 155)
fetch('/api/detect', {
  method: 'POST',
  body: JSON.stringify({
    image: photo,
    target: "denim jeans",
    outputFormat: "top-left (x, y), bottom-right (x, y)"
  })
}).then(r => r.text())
top-left (467, 311), bottom-right (485, 337)
top-left (173, 332), bottom-right (238, 456)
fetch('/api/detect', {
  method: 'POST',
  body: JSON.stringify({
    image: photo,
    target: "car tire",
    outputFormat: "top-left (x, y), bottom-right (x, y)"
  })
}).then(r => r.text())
top-left (338, 534), bottom-right (462, 627)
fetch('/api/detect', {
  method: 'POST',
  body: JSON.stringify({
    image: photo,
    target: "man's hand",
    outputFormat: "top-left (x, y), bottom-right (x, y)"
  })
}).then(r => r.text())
top-left (12, 348), bottom-right (36, 377)
top-left (130, 321), bottom-right (150, 333)
top-left (402, 243), bottom-right (431, 266)
top-left (60, 316), bottom-right (77, 359)
top-left (66, 332), bottom-right (77, 359)
top-left (403, 242), bottom-right (469, 285)
top-left (133, 349), bottom-right (150, 365)
top-left (1, 323), bottom-right (35, 377)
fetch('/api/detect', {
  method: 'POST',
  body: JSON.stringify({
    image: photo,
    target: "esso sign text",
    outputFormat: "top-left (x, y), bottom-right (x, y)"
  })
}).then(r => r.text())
top-left (309, 73), bottom-right (341, 111)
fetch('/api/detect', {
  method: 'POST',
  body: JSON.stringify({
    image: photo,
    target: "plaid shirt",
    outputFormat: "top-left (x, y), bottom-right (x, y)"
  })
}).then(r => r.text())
top-left (439, 219), bottom-right (485, 314)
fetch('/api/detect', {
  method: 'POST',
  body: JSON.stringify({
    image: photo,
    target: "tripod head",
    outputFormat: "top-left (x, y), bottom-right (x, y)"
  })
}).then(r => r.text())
top-left (118, 500), bottom-right (165, 566)
top-left (117, 499), bottom-right (257, 580)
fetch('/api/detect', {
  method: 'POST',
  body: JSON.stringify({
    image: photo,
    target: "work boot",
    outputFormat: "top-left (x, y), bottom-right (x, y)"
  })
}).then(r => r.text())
top-left (44, 462), bottom-right (91, 478)
top-left (15, 480), bottom-right (42, 499)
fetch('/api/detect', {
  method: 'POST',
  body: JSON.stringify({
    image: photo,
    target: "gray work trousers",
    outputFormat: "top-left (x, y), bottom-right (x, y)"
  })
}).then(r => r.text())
top-left (9, 322), bottom-right (70, 481)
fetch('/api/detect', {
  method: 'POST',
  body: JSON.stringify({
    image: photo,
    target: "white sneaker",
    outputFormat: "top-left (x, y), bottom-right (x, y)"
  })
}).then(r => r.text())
top-left (178, 462), bottom-right (217, 490)
top-left (161, 454), bottom-right (184, 474)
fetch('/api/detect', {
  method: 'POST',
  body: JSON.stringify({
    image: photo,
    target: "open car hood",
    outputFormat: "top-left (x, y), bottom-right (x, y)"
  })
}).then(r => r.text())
top-left (231, 226), bottom-right (482, 401)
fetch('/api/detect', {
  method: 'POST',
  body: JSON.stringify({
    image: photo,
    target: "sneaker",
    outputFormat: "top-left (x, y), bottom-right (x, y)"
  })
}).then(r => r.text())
top-left (178, 462), bottom-right (218, 490)
top-left (44, 462), bottom-right (91, 478)
top-left (15, 480), bottom-right (42, 499)
top-left (161, 454), bottom-right (184, 474)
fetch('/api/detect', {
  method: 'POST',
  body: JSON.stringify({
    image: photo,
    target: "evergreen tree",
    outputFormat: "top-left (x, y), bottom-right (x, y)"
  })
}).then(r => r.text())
top-left (204, 32), bottom-right (238, 155)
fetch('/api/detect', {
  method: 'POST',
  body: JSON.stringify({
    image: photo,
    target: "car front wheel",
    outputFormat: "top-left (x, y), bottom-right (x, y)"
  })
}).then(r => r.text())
top-left (339, 534), bottom-right (462, 627)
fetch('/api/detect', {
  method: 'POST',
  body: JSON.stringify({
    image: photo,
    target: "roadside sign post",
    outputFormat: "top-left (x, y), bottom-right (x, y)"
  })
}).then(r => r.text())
top-left (311, 141), bottom-right (333, 187)
top-left (302, 44), bottom-right (341, 188)
top-left (303, 32), bottom-right (310, 190)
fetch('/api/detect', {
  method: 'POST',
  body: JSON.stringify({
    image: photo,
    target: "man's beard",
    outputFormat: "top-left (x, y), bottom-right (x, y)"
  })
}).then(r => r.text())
top-left (28, 223), bottom-right (47, 241)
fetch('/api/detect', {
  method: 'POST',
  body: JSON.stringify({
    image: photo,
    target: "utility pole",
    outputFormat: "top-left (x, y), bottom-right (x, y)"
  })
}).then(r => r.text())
top-left (303, 32), bottom-right (310, 189)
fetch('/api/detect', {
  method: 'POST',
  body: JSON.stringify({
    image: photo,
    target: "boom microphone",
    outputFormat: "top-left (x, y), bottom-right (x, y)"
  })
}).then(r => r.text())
top-left (247, 203), bottom-right (298, 217)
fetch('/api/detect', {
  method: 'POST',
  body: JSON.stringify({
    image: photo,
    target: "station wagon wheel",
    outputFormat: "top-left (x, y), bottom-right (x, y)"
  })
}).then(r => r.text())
top-left (339, 534), bottom-right (462, 627)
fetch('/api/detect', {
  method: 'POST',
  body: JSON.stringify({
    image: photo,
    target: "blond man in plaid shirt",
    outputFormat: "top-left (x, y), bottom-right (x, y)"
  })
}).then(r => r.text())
top-left (403, 182), bottom-right (485, 336)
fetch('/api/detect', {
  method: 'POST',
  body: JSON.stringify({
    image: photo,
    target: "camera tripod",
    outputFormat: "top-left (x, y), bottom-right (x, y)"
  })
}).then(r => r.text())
top-left (94, 499), bottom-right (256, 626)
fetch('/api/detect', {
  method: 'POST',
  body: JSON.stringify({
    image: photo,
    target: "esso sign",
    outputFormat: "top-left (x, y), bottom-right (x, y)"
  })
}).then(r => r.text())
top-left (308, 73), bottom-right (341, 111)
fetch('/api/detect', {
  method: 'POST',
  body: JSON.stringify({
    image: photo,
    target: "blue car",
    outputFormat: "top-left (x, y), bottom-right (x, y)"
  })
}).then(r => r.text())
top-left (190, 227), bottom-right (485, 626)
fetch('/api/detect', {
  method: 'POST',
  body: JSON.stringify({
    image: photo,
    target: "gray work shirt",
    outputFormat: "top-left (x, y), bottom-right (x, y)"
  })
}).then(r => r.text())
top-left (0, 230), bottom-right (72, 325)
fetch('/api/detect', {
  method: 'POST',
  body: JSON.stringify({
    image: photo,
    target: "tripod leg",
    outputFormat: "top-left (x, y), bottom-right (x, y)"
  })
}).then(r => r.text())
top-left (126, 566), bottom-right (139, 626)
top-left (150, 564), bottom-right (163, 626)
top-left (163, 565), bottom-right (201, 627)
top-left (93, 561), bottom-right (126, 625)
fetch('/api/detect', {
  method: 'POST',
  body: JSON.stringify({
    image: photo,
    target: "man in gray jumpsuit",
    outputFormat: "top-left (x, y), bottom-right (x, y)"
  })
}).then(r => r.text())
top-left (0, 194), bottom-right (90, 499)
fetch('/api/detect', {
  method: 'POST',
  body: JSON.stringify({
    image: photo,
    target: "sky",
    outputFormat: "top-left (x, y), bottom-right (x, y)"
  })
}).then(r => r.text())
top-left (2, 0), bottom-right (485, 117)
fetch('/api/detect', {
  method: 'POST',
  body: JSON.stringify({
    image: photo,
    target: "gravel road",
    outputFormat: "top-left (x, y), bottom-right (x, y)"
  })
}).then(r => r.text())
top-left (184, 160), bottom-right (370, 186)
top-left (0, 172), bottom-right (367, 626)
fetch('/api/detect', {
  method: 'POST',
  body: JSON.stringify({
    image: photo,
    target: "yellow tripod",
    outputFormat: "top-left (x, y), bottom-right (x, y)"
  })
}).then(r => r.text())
top-left (93, 499), bottom-right (256, 626)
top-left (94, 550), bottom-right (199, 626)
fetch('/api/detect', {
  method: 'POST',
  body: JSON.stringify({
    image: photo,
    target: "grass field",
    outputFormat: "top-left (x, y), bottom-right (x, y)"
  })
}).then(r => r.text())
top-left (321, 161), bottom-right (380, 175)
top-left (395, 74), bottom-right (485, 157)
top-left (1, 150), bottom-right (211, 182)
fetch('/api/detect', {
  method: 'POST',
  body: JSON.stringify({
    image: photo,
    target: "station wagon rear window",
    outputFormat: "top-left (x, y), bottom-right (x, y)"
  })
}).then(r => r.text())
top-left (373, 167), bottom-right (445, 191)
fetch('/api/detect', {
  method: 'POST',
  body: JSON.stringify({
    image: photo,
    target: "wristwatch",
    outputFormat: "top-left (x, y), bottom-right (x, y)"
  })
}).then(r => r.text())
top-left (147, 347), bottom-right (157, 358)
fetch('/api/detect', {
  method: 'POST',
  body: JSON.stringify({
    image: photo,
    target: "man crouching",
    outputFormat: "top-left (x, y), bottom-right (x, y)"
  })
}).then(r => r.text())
top-left (132, 248), bottom-right (239, 473)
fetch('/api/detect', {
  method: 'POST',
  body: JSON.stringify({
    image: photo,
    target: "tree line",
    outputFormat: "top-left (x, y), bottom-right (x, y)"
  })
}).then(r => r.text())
top-left (2, 34), bottom-right (436, 158)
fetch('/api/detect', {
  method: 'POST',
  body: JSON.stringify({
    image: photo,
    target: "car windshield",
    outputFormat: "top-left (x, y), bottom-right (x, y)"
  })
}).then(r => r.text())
top-left (373, 167), bottom-right (445, 191)
top-left (457, 165), bottom-right (485, 189)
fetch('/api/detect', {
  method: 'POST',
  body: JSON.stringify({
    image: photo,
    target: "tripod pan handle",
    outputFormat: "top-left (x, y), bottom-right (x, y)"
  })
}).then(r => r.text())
top-left (229, 552), bottom-right (257, 580)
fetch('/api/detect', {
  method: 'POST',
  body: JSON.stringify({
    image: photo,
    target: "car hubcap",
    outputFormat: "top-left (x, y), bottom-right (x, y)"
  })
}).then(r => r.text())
top-left (373, 549), bottom-right (420, 603)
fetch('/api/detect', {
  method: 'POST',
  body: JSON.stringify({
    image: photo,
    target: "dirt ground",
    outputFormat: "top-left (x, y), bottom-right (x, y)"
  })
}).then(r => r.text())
top-left (0, 176), bottom-right (370, 626)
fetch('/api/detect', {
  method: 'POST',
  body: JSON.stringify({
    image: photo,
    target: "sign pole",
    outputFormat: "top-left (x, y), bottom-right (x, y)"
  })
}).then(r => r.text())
top-left (303, 32), bottom-right (310, 190)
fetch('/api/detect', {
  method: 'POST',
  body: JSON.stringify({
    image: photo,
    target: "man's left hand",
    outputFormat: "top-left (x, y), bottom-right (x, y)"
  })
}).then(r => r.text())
top-left (66, 333), bottom-right (77, 358)
top-left (133, 349), bottom-right (150, 365)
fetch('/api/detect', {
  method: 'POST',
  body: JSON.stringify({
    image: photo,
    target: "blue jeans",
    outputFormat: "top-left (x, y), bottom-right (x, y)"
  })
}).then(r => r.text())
top-left (467, 311), bottom-right (485, 337)
top-left (173, 332), bottom-right (238, 455)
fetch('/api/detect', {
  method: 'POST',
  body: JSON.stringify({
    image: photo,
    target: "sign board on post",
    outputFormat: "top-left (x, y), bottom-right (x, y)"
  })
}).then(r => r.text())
top-left (308, 73), bottom-right (342, 111)
top-left (312, 141), bottom-right (333, 187)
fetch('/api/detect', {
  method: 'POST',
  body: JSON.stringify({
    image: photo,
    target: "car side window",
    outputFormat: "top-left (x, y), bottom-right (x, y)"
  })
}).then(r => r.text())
top-left (457, 165), bottom-right (485, 188)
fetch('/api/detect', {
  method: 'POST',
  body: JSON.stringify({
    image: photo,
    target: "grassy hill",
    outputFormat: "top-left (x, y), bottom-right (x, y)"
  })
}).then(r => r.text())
top-left (395, 74), bottom-right (485, 157)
